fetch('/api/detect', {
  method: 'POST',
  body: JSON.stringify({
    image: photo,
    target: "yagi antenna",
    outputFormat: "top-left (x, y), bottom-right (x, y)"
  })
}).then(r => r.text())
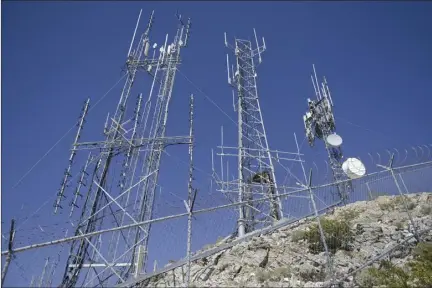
top-left (253, 28), bottom-right (262, 64)
top-left (128, 9), bottom-right (143, 57)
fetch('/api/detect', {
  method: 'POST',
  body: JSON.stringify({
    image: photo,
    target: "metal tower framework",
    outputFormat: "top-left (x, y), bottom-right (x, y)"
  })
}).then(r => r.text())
top-left (213, 30), bottom-right (301, 238)
top-left (302, 65), bottom-right (352, 202)
top-left (52, 10), bottom-right (192, 287)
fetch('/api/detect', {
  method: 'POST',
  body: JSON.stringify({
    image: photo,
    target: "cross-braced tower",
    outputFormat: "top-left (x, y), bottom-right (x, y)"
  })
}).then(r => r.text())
top-left (215, 30), bottom-right (283, 238)
top-left (303, 65), bottom-right (352, 203)
top-left (53, 10), bottom-right (192, 287)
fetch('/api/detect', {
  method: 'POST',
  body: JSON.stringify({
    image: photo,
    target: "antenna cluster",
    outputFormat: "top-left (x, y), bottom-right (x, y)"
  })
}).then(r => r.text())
top-left (302, 65), bottom-right (365, 202)
top-left (4, 10), bottom-right (380, 288)
top-left (47, 10), bottom-right (194, 287)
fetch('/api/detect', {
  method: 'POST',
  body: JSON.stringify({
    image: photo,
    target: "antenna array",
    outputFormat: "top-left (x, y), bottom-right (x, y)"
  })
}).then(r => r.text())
top-left (51, 10), bottom-right (192, 287)
top-left (302, 65), bottom-right (352, 202)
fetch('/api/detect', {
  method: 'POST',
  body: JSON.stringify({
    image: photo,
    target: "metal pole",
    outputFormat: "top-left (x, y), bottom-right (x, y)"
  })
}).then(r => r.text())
top-left (365, 182), bottom-right (373, 201)
top-left (186, 94), bottom-right (195, 288)
top-left (382, 155), bottom-right (420, 241)
top-left (236, 39), bottom-right (246, 238)
top-left (38, 257), bottom-right (49, 287)
top-left (305, 170), bottom-right (333, 281)
top-left (1, 219), bottom-right (15, 286)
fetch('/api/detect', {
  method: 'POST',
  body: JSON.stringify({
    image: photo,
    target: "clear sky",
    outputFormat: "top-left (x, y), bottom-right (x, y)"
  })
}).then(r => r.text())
top-left (2, 1), bottom-right (432, 286)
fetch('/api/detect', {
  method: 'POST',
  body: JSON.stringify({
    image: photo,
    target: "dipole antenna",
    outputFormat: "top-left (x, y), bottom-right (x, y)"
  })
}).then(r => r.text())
top-left (54, 99), bottom-right (90, 214)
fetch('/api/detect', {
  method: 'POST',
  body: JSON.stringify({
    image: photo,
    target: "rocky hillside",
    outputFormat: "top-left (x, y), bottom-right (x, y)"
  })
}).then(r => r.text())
top-left (138, 193), bottom-right (432, 288)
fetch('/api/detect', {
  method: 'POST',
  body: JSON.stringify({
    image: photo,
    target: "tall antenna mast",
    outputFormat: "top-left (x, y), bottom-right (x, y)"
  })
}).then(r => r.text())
top-left (219, 29), bottom-right (283, 238)
top-left (53, 10), bottom-right (193, 287)
top-left (302, 65), bottom-right (351, 202)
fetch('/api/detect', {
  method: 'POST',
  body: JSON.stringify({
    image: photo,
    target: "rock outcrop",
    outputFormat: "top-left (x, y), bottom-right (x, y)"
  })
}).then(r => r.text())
top-left (137, 193), bottom-right (432, 287)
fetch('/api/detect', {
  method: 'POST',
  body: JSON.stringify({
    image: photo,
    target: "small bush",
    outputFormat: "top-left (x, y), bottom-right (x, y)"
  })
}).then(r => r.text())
top-left (338, 209), bottom-right (361, 222)
top-left (299, 267), bottom-right (326, 282)
top-left (362, 243), bottom-right (432, 288)
top-left (269, 267), bottom-right (291, 281)
top-left (379, 196), bottom-right (415, 211)
top-left (408, 242), bottom-right (432, 287)
top-left (255, 267), bottom-right (291, 283)
top-left (291, 230), bottom-right (306, 242)
top-left (407, 201), bottom-right (416, 210)
top-left (367, 260), bottom-right (410, 288)
top-left (304, 218), bottom-right (354, 254)
top-left (420, 204), bottom-right (432, 215)
top-left (355, 269), bottom-right (378, 288)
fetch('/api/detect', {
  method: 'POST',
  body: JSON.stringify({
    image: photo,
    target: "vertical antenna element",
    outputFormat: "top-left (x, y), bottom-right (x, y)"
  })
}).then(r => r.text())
top-left (128, 9), bottom-right (143, 57)
top-left (253, 28), bottom-right (262, 64)
top-left (54, 98), bottom-right (90, 214)
top-left (182, 18), bottom-right (191, 47)
top-left (312, 64), bottom-right (322, 100)
top-left (104, 113), bottom-right (110, 135)
top-left (119, 93), bottom-right (143, 189)
top-left (311, 74), bottom-right (319, 98)
top-left (221, 126), bottom-right (225, 184)
top-left (211, 148), bottom-right (215, 172)
top-left (324, 76), bottom-right (334, 106)
top-left (226, 54), bottom-right (232, 85)
top-left (69, 152), bottom-right (92, 217)
top-left (38, 257), bottom-right (50, 287)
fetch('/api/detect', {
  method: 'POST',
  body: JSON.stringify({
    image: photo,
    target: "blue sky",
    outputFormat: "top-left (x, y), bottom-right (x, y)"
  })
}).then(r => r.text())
top-left (2, 1), bottom-right (432, 286)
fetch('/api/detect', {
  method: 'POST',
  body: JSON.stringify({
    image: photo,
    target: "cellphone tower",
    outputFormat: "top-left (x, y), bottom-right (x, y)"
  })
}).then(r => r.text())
top-left (302, 65), bottom-right (353, 203)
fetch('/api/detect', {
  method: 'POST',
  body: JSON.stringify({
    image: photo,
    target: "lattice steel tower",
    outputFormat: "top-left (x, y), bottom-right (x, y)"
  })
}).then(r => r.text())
top-left (222, 30), bottom-right (283, 237)
top-left (53, 10), bottom-right (192, 287)
top-left (302, 65), bottom-right (352, 203)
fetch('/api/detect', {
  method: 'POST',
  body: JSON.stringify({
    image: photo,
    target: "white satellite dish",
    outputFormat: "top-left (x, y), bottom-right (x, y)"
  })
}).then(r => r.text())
top-left (342, 158), bottom-right (366, 179)
top-left (326, 133), bottom-right (343, 147)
